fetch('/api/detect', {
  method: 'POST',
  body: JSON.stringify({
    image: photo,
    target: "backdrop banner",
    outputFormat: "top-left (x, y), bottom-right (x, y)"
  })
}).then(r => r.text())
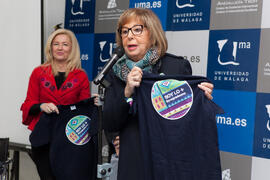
top-left (64, 0), bottom-right (270, 179)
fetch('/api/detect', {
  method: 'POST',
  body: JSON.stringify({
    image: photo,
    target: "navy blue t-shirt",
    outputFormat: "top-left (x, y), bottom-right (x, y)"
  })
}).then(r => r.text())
top-left (134, 73), bottom-right (223, 180)
top-left (30, 98), bottom-right (98, 180)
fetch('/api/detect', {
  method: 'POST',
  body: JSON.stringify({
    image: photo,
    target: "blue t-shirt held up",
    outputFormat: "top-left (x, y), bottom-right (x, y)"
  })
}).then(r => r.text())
top-left (134, 73), bottom-right (223, 180)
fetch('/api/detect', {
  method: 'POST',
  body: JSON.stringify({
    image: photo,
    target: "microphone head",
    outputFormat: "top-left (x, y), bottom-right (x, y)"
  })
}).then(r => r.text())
top-left (113, 46), bottom-right (125, 58)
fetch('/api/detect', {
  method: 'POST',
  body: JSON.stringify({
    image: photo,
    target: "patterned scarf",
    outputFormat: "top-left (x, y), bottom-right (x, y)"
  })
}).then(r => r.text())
top-left (113, 48), bottom-right (160, 82)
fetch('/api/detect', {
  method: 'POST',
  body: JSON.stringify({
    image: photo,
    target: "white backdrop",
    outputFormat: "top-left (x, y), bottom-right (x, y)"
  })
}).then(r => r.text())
top-left (0, 0), bottom-right (41, 145)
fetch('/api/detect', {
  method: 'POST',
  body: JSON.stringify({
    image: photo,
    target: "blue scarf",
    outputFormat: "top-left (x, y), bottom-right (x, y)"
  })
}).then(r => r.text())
top-left (113, 48), bottom-right (159, 82)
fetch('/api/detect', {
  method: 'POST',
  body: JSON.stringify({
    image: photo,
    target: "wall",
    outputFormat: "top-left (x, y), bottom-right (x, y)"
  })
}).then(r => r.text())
top-left (43, 0), bottom-right (66, 52)
top-left (0, 0), bottom-right (41, 145)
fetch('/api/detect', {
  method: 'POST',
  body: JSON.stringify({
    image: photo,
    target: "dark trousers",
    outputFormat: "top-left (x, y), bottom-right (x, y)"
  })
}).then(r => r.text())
top-left (31, 144), bottom-right (56, 180)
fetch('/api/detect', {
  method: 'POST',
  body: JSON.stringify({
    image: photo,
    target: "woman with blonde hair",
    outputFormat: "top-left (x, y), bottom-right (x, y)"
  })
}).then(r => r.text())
top-left (21, 28), bottom-right (94, 180)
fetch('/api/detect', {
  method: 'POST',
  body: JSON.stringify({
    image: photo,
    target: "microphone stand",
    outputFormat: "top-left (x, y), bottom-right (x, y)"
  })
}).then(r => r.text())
top-left (94, 46), bottom-right (124, 180)
top-left (95, 79), bottom-right (112, 180)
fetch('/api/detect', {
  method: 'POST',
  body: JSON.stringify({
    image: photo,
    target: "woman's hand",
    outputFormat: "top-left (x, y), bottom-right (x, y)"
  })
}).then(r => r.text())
top-left (198, 82), bottom-right (214, 100)
top-left (40, 103), bottom-right (59, 114)
top-left (92, 94), bottom-right (100, 106)
top-left (124, 66), bottom-right (143, 98)
top-left (113, 136), bottom-right (120, 156)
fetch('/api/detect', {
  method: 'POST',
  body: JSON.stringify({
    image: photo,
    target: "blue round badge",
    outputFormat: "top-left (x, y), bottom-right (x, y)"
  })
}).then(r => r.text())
top-left (65, 115), bottom-right (91, 145)
top-left (151, 79), bottom-right (193, 120)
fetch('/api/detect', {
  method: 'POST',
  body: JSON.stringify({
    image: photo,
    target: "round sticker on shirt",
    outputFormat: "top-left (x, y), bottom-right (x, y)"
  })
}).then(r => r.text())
top-left (65, 115), bottom-right (91, 145)
top-left (151, 79), bottom-right (193, 120)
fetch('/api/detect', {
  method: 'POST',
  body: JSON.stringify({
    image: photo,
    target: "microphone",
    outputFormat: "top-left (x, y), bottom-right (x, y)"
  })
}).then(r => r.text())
top-left (93, 46), bottom-right (124, 87)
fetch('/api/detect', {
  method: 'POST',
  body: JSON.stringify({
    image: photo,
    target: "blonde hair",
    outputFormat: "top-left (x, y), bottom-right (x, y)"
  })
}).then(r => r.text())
top-left (116, 8), bottom-right (168, 57)
top-left (44, 28), bottom-right (81, 76)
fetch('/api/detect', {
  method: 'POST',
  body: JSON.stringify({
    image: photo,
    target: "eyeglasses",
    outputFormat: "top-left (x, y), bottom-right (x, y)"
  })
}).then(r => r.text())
top-left (118, 25), bottom-right (145, 37)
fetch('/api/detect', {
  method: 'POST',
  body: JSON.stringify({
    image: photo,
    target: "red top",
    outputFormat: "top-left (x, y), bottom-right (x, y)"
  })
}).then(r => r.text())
top-left (20, 65), bottom-right (91, 130)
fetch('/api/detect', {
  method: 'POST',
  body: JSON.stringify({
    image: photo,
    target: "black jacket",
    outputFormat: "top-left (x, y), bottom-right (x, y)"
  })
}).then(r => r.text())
top-left (103, 53), bottom-right (192, 180)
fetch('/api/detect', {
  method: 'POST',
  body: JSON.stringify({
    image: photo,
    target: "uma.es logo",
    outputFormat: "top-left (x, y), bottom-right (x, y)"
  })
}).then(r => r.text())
top-left (183, 55), bottom-right (200, 63)
top-left (216, 115), bottom-right (247, 127)
top-left (134, 1), bottom-right (162, 9)
top-left (176, 0), bottom-right (195, 8)
top-left (81, 54), bottom-right (88, 61)
top-left (217, 39), bottom-right (251, 66)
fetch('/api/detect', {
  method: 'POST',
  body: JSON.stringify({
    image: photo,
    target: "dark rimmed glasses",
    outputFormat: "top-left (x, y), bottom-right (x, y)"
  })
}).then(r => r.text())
top-left (118, 25), bottom-right (145, 38)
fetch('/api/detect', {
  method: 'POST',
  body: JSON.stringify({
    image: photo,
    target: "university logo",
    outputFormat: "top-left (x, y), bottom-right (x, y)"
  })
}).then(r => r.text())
top-left (265, 105), bottom-right (270, 131)
top-left (99, 41), bottom-right (116, 62)
top-left (216, 39), bottom-right (243, 66)
top-left (166, 0), bottom-right (211, 30)
top-left (222, 169), bottom-right (231, 180)
top-left (264, 62), bottom-right (270, 76)
top-left (252, 93), bottom-right (270, 158)
top-left (71, 0), bottom-right (85, 15)
top-left (93, 33), bottom-right (116, 78)
top-left (216, 39), bottom-right (252, 66)
top-left (207, 29), bottom-right (260, 91)
top-left (107, 0), bottom-right (117, 9)
top-left (65, 0), bottom-right (95, 33)
top-left (176, 0), bottom-right (195, 8)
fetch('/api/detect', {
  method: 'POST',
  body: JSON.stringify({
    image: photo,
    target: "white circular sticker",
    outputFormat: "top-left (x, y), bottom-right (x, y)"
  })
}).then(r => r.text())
top-left (65, 115), bottom-right (91, 145)
top-left (151, 79), bottom-right (193, 120)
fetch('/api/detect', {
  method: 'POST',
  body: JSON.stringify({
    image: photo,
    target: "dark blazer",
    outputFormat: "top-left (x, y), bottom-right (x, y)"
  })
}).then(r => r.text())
top-left (103, 53), bottom-right (192, 180)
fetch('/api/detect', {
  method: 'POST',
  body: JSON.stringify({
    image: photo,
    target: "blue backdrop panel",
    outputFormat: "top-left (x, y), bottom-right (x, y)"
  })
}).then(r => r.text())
top-left (166, 0), bottom-right (211, 31)
top-left (92, 33), bottom-right (116, 79)
top-left (129, 0), bottom-right (168, 30)
top-left (207, 29), bottom-right (261, 92)
top-left (75, 33), bottom-right (95, 80)
top-left (213, 89), bottom-right (256, 156)
top-left (65, 0), bottom-right (96, 33)
top-left (253, 93), bottom-right (270, 159)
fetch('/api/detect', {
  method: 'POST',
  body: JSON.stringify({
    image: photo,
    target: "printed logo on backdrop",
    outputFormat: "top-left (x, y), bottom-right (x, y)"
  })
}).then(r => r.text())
top-left (129, 0), bottom-right (168, 29)
top-left (71, 0), bottom-right (84, 15)
top-left (166, 0), bottom-right (211, 31)
top-left (257, 29), bottom-right (270, 93)
top-left (183, 54), bottom-right (206, 76)
top-left (213, 90), bottom-right (256, 155)
top-left (66, 115), bottom-right (91, 145)
top-left (94, 0), bottom-right (129, 33)
top-left (253, 93), bottom-right (270, 159)
top-left (264, 62), bottom-right (270, 77)
top-left (166, 31), bottom-right (209, 76)
top-left (65, 0), bottom-right (96, 33)
top-left (207, 29), bottom-right (260, 91)
top-left (75, 34), bottom-right (94, 80)
top-left (222, 169), bottom-right (231, 180)
top-left (220, 151), bottom-right (252, 180)
top-left (151, 79), bottom-right (193, 120)
top-left (210, 0), bottom-right (262, 30)
top-left (93, 33), bottom-right (116, 78)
